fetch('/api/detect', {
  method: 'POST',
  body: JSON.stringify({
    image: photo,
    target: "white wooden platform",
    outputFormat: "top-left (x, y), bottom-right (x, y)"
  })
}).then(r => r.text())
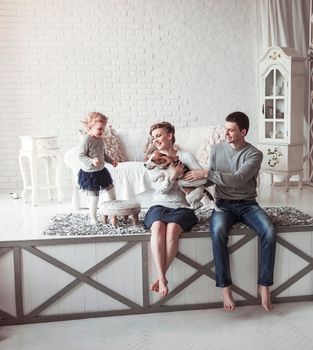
top-left (0, 225), bottom-right (312, 325)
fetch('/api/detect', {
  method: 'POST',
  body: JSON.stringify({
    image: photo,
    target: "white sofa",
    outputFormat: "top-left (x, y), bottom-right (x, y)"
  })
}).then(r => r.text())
top-left (64, 125), bottom-right (225, 210)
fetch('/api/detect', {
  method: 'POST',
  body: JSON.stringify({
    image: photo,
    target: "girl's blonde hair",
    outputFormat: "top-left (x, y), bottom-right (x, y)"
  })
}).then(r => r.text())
top-left (82, 112), bottom-right (108, 131)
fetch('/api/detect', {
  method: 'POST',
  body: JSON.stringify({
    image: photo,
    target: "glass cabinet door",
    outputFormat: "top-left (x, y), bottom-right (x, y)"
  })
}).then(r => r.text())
top-left (263, 68), bottom-right (286, 141)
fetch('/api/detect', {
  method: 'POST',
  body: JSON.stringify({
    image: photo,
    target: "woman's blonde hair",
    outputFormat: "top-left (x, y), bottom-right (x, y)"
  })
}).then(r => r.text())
top-left (149, 122), bottom-right (176, 144)
top-left (82, 112), bottom-right (108, 131)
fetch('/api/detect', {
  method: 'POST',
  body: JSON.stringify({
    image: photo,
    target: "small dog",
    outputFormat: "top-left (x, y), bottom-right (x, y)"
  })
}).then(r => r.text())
top-left (144, 151), bottom-right (215, 210)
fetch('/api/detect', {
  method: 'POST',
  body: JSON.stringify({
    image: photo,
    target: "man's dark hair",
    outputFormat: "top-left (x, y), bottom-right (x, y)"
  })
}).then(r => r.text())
top-left (226, 111), bottom-right (250, 135)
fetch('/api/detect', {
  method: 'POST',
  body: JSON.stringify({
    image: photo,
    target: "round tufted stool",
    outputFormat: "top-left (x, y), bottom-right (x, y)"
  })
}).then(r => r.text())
top-left (101, 200), bottom-right (141, 227)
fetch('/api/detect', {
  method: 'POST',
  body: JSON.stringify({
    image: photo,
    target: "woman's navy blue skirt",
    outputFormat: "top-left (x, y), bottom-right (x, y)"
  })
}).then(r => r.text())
top-left (78, 167), bottom-right (113, 192)
top-left (144, 205), bottom-right (198, 231)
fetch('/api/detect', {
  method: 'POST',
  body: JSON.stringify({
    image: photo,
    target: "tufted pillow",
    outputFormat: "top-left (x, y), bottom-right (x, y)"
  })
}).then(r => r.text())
top-left (196, 126), bottom-right (226, 166)
top-left (103, 125), bottom-right (128, 162)
top-left (143, 136), bottom-right (157, 161)
top-left (175, 127), bottom-right (208, 156)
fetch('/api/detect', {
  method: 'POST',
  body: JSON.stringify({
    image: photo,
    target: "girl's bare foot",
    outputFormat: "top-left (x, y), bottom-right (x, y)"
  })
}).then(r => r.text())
top-left (259, 285), bottom-right (273, 311)
top-left (222, 287), bottom-right (236, 311)
top-left (158, 278), bottom-right (168, 298)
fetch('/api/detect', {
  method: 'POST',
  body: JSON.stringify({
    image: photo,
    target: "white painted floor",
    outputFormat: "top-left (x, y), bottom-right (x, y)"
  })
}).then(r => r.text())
top-left (0, 302), bottom-right (313, 350)
top-left (0, 184), bottom-right (313, 349)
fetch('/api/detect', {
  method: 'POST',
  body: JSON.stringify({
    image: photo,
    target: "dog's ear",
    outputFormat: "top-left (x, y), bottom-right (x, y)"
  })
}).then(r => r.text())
top-left (156, 156), bottom-right (168, 165)
top-left (152, 151), bottom-right (164, 163)
top-left (159, 158), bottom-right (168, 165)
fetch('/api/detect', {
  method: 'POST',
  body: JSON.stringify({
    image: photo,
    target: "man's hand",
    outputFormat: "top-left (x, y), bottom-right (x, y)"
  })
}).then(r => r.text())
top-left (183, 169), bottom-right (208, 181)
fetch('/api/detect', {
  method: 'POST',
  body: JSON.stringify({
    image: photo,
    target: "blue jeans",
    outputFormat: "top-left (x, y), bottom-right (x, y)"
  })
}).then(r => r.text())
top-left (210, 199), bottom-right (276, 288)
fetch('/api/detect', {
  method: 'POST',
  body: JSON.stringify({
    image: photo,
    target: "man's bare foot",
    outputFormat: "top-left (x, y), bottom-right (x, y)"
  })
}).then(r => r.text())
top-left (259, 285), bottom-right (273, 311)
top-left (158, 278), bottom-right (168, 298)
top-left (222, 287), bottom-right (236, 311)
top-left (150, 280), bottom-right (159, 292)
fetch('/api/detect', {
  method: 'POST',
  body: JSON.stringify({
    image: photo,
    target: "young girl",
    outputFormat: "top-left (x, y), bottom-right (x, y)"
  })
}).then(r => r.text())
top-left (78, 112), bottom-right (118, 225)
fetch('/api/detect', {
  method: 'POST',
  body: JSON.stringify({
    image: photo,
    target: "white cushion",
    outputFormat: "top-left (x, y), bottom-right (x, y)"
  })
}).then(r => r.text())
top-left (175, 127), bottom-right (211, 156)
top-left (117, 128), bottom-right (148, 161)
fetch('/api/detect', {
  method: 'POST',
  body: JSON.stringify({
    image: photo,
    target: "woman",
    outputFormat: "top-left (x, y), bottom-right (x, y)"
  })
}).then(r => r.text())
top-left (144, 122), bottom-right (201, 298)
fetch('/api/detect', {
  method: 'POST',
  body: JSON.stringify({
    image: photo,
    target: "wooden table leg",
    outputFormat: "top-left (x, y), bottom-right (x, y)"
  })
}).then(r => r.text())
top-left (285, 175), bottom-right (290, 192)
top-left (112, 215), bottom-right (117, 227)
top-left (19, 153), bottom-right (27, 203)
top-left (298, 173), bottom-right (303, 190)
top-left (55, 152), bottom-right (64, 203)
top-left (29, 155), bottom-right (38, 206)
top-left (270, 173), bottom-right (274, 186)
top-left (45, 156), bottom-right (53, 200)
top-left (133, 214), bottom-right (139, 225)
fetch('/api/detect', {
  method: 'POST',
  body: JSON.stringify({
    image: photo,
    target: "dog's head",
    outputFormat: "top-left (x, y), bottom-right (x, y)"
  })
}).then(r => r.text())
top-left (144, 151), bottom-right (179, 170)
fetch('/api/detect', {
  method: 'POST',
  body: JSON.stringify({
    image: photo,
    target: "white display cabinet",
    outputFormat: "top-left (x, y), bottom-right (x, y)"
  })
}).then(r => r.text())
top-left (258, 47), bottom-right (305, 191)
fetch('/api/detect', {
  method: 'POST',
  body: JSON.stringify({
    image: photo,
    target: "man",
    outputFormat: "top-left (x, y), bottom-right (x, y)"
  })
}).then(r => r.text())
top-left (184, 111), bottom-right (276, 312)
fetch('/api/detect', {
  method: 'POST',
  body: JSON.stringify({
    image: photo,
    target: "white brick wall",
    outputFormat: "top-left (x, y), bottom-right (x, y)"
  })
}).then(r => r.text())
top-left (0, 0), bottom-right (257, 190)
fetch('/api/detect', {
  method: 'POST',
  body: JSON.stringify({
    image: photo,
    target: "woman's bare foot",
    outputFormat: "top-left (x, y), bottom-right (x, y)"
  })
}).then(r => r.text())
top-left (150, 280), bottom-right (159, 292)
top-left (158, 278), bottom-right (168, 298)
top-left (150, 278), bottom-right (168, 293)
top-left (259, 285), bottom-right (273, 311)
top-left (222, 287), bottom-right (236, 311)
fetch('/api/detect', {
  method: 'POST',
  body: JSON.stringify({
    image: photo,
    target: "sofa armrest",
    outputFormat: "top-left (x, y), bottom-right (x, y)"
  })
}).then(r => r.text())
top-left (64, 146), bottom-right (81, 182)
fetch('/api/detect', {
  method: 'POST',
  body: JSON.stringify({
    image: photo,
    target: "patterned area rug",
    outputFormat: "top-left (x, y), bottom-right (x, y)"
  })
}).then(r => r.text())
top-left (43, 206), bottom-right (313, 237)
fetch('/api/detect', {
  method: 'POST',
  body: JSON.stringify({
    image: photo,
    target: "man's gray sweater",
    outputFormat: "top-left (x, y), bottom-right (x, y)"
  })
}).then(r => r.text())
top-left (207, 141), bottom-right (263, 200)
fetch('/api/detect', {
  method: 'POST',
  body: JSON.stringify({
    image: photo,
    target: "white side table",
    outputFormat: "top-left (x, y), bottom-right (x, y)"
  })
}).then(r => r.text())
top-left (262, 169), bottom-right (303, 192)
top-left (19, 136), bottom-right (64, 206)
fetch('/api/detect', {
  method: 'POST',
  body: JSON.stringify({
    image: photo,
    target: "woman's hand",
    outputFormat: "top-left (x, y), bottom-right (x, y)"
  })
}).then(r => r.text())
top-left (170, 162), bottom-right (185, 182)
top-left (183, 169), bottom-right (208, 181)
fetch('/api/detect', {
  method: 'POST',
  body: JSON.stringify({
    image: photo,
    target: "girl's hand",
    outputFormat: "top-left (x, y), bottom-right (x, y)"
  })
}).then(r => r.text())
top-left (112, 160), bottom-right (118, 167)
top-left (183, 169), bottom-right (208, 181)
top-left (92, 157), bottom-right (99, 166)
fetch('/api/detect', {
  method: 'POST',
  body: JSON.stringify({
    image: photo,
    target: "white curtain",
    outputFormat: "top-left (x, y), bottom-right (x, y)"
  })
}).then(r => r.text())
top-left (256, 0), bottom-right (310, 58)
